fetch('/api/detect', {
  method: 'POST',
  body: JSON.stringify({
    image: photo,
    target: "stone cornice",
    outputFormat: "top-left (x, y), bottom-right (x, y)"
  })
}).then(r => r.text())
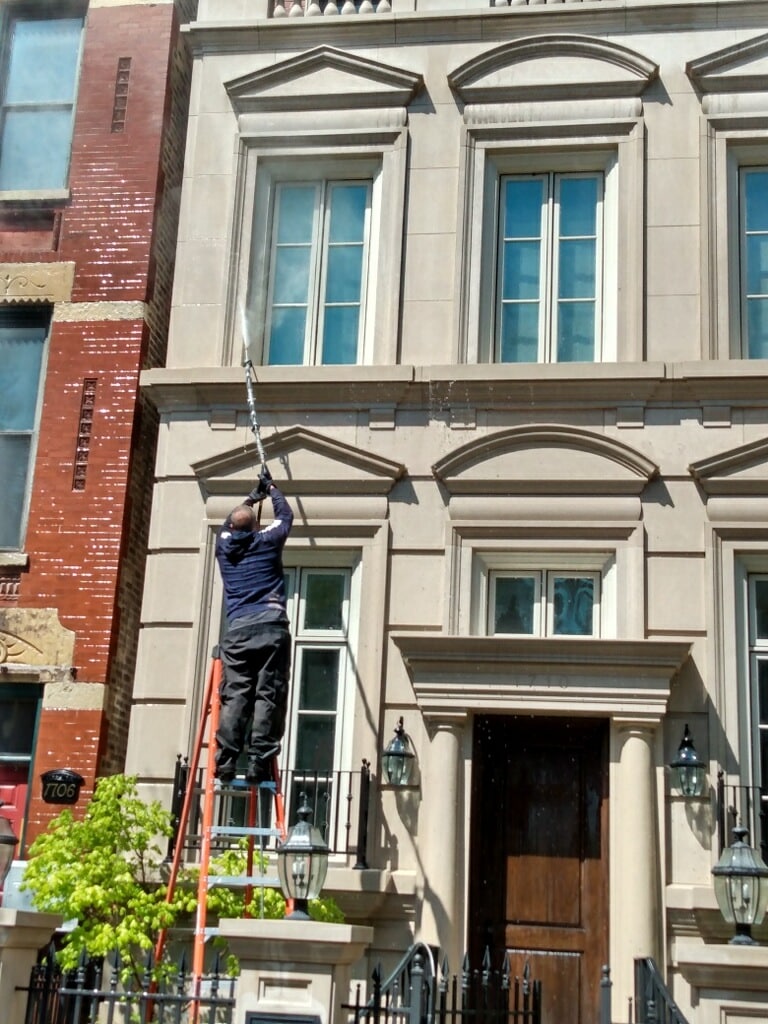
top-left (141, 362), bottom-right (768, 413)
top-left (392, 634), bottom-right (691, 721)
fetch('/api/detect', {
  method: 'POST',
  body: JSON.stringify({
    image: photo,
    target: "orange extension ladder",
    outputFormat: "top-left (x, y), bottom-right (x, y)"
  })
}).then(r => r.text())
top-left (153, 649), bottom-right (287, 1019)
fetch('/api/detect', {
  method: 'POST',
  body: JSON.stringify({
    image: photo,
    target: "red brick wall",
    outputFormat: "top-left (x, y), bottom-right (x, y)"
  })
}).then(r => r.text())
top-left (5, 2), bottom-right (194, 843)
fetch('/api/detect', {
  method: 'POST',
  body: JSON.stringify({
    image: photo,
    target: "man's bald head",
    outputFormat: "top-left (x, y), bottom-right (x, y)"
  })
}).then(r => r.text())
top-left (230, 505), bottom-right (256, 531)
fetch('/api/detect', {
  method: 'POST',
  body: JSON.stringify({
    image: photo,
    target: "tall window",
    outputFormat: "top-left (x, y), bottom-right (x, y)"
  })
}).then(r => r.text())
top-left (496, 172), bottom-right (603, 363)
top-left (748, 576), bottom-right (768, 803)
top-left (0, 311), bottom-right (47, 549)
top-left (0, 13), bottom-right (83, 192)
top-left (265, 181), bottom-right (372, 366)
top-left (489, 569), bottom-right (600, 638)
top-left (740, 169), bottom-right (768, 359)
top-left (282, 566), bottom-right (354, 837)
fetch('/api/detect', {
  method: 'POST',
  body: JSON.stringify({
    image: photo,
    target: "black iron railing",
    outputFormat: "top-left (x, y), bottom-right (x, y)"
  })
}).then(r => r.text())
top-left (21, 946), bottom-right (235, 1024)
top-left (716, 773), bottom-right (768, 861)
top-left (345, 943), bottom-right (542, 1024)
top-left (599, 961), bottom-right (690, 1024)
top-left (169, 758), bottom-right (373, 866)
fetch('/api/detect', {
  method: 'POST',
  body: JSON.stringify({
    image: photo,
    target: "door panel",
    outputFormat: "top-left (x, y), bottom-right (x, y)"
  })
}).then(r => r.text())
top-left (469, 716), bottom-right (608, 1024)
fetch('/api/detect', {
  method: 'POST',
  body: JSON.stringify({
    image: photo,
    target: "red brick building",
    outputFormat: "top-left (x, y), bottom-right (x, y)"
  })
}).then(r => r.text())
top-left (0, 0), bottom-right (195, 854)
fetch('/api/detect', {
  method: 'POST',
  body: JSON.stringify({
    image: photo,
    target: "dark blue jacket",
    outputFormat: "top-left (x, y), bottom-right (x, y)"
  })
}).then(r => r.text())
top-left (216, 486), bottom-right (293, 624)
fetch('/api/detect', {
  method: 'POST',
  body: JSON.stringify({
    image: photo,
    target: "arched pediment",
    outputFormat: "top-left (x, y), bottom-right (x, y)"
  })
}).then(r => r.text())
top-left (689, 436), bottom-right (768, 496)
top-left (448, 35), bottom-right (658, 104)
top-left (193, 425), bottom-right (405, 497)
top-left (226, 45), bottom-right (423, 113)
top-left (687, 32), bottom-right (768, 94)
top-left (432, 425), bottom-right (658, 496)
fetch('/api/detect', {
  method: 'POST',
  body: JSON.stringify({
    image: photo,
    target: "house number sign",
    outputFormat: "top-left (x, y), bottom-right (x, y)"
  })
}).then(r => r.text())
top-left (40, 768), bottom-right (85, 805)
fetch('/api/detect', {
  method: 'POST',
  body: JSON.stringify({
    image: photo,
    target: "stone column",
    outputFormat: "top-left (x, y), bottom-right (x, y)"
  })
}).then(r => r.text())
top-left (418, 714), bottom-right (464, 970)
top-left (613, 719), bottom-right (660, 1014)
top-left (218, 918), bottom-right (373, 1024)
top-left (0, 908), bottom-right (62, 1024)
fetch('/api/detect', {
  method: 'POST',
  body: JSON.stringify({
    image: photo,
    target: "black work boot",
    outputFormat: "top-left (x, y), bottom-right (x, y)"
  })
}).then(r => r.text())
top-left (245, 759), bottom-right (272, 786)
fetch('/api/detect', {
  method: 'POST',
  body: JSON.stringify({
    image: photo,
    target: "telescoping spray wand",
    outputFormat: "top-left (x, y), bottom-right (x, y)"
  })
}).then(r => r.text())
top-left (240, 307), bottom-right (267, 471)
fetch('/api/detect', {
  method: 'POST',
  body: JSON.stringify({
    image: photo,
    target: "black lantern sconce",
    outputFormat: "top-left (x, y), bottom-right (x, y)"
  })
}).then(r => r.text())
top-left (382, 717), bottom-right (416, 787)
top-left (670, 724), bottom-right (706, 797)
top-left (0, 801), bottom-right (19, 893)
top-left (276, 796), bottom-right (329, 920)
top-left (712, 826), bottom-right (768, 945)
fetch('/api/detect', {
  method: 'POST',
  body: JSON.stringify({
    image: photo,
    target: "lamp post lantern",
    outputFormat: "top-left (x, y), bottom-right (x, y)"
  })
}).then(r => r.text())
top-left (382, 717), bottom-right (415, 786)
top-left (712, 825), bottom-right (768, 944)
top-left (277, 796), bottom-right (329, 920)
top-left (670, 724), bottom-right (707, 797)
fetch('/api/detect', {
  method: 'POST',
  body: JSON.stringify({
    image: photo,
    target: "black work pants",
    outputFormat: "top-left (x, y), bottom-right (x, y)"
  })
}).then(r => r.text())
top-left (215, 620), bottom-right (291, 772)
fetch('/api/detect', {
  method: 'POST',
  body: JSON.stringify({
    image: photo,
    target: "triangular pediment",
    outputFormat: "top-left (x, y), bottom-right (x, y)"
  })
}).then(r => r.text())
top-left (689, 437), bottom-right (768, 496)
top-left (449, 35), bottom-right (658, 104)
top-left (432, 425), bottom-right (658, 496)
top-left (687, 32), bottom-right (768, 94)
top-left (226, 45), bottom-right (423, 113)
top-left (193, 425), bottom-right (405, 497)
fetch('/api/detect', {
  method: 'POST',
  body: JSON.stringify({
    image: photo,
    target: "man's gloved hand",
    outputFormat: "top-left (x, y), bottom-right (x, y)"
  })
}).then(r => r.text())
top-left (247, 466), bottom-right (273, 503)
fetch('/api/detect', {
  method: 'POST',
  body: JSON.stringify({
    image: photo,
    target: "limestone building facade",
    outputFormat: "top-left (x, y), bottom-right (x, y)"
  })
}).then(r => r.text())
top-left (126, 0), bottom-right (768, 1020)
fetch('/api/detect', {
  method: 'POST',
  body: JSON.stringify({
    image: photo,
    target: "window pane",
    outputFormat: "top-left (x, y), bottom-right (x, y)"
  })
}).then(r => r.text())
top-left (303, 573), bottom-right (345, 630)
top-left (502, 179), bottom-right (544, 239)
top-left (276, 186), bottom-right (316, 244)
top-left (294, 716), bottom-right (336, 772)
top-left (322, 305), bottom-right (360, 365)
top-left (328, 184), bottom-right (367, 243)
top-left (267, 308), bottom-right (306, 365)
top-left (499, 303), bottom-right (539, 363)
top-left (494, 577), bottom-right (535, 634)
top-left (271, 245), bottom-right (312, 305)
top-left (745, 172), bottom-right (768, 234)
top-left (0, 695), bottom-right (37, 756)
top-left (552, 577), bottom-right (594, 635)
top-left (299, 650), bottom-right (340, 710)
top-left (0, 436), bottom-right (31, 548)
top-left (325, 245), bottom-right (363, 303)
top-left (502, 240), bottom-right (541, 301)
top-left (747, 299), bottom-right (768, 360)
top-left (6, 19), bottom-right (82, 104)
top-left (559, 239), bottom-right (596, 299)
top-left (755, 580), bottom-right (768, 639)
top-left (0, 328), bottom-right (45, 430)
top-left (559, 177), bottom-right (598, 237)
top-left (746, 234), bottom-right (768, 296)
top-left (557, 302), bottom-right (596, 362)
top-left (0, 110), bottom-right (73, 191)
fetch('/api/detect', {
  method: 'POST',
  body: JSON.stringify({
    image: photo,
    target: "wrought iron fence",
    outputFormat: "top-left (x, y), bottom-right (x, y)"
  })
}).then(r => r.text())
top-left (21, 947), bottom-right (235, 1024)
top-left (599, 960), bottom-right (690, 1024)
top-left (169, 758), bottom-right (373, 867)
top-left (716, 773), bottom-right (768, 861)
top-left (344, 942), bottom-right (541, 1024)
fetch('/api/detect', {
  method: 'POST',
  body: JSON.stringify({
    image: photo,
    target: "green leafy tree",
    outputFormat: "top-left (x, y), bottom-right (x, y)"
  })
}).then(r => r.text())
top-left (23, 774), bottom-right (344, 983)
top-left (22, 775), bottom-right (195, 982)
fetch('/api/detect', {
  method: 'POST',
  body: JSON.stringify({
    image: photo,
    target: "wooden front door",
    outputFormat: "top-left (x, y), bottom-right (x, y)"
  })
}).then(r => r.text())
top-left (469, 716), bottom-right (608, 1024)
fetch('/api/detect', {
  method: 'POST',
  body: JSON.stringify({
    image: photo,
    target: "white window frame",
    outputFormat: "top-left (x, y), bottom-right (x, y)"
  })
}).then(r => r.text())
top-left (494, 170), bottom-right (606, 364)
top-left (264, 178), bottom-right (373, 367)
top-left (0, 308), bottom-right (49, 552)
top-left (474, 549), bottom-right (615, 639)
top-left (746, 575), bottom-right (768, 796)
top-left (489, 568), bottom-right (602, 638)
top-left (738, 167), bottom-right (768, 359)
top-left (0, 8), bottom-right (84, 197)
top-left (458, 119), bottom-right (644, 365)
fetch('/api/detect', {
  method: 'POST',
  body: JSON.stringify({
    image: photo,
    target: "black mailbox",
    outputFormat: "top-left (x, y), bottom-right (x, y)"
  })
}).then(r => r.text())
top-left (41, 768), bottom-right (85, 805)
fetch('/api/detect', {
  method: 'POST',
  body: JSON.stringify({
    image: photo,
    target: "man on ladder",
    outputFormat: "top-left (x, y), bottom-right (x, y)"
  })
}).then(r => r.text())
top-left (214, 466), bottom-right (294, 786)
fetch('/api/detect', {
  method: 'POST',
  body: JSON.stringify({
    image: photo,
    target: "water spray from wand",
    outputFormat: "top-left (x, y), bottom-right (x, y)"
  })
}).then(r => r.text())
top-left (240, 306), bottom-right (267, 470)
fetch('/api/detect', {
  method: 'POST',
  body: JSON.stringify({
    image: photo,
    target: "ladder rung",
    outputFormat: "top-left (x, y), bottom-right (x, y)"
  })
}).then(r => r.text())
top-left (208, 875), bottom-right (281, 887)
top-left (210, 825), bottom-right (281, 838)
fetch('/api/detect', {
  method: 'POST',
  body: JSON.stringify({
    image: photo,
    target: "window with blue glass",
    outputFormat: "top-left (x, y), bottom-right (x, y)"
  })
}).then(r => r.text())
top-left (489, 569), bottom-right (600, 638)
top-left (496, 172), bottom-right (603, 363)
top-left (265, 180), bottom-right (371, 366)
top-left (0, 13), bottom-right (83, 192)
top-left (741, 169), bottom-right (768, 359)
top-left (0, 311), bottom-right (48, 549)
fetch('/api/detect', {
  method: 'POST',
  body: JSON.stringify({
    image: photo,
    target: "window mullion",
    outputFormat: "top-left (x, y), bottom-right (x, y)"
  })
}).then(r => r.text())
top-left (307, 183), bottom-right (327, 365)
top-left (543, 175), bottom-right (557, 363)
